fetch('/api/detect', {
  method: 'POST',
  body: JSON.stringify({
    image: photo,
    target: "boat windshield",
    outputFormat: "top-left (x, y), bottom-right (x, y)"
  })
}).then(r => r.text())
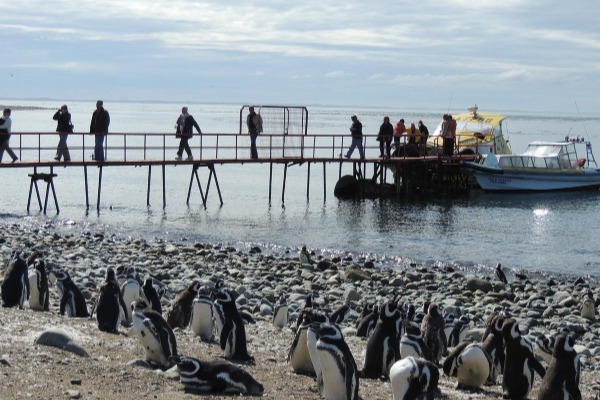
top-left (432, 118), bottom-right (501, 138)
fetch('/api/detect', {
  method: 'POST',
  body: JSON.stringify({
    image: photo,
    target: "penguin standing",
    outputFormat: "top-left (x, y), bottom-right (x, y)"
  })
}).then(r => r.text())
top-left (537, 334), bottom-right (581, 400)
top-left (131, 300), bottom-right (178, 369)
top-left (329, 304), bottom-right (350, 325)
top-left (120, 266), bottom-right (144, 325)
top-left (580, 289), bottom-right (596, 320)
top-left (535, 334), bottom-right (556, 365)
top-left (315, 322), bottom-right (359, 400)
top-left (272, 295), bottom-right (289, 329)
top-left (356, 303), bottom-right (379, 338)
top-left (481, 314), bottom-right (506, 384)
top-left (306, 322), bottom-right (324, 395)
top-left (189, 287), bottom-right (215, 342)
top-left (421, 303), bottom-right (446, 364)
top-left (399, 321), bottom-right (434, 362)
top-left (142, 277), bottom-right (163, 315)
top-left (288, 308), bottom-right (329, 375)
top-left (95, 267), bottom-right (128, 333)
top-left (166, 281), bottom-right (202, 329)
top-left (360, 300), bottom-right (401, 379)
top-left (53, 270), bottom-right (89, 317)
top-left (28, 258), bottom-right (49, 311)
top-left (1, 251), bottom-right (30, 309)
top-left (495, 263), bottom-right (508, 284)
top-left (447, 315), bottom-right (469, 348)
top-left (390, 356), bottom-right (439, 400)
top-left (299, 245), bottom-right (314, 265)
top-left (502, 318), bottom-right (546, 400)
top-left (212, 289), bottom-right (252, 361)
top-left (171, 355), bottom-right (264, 395)
top-left (442, 342), bottom-right (492, 390)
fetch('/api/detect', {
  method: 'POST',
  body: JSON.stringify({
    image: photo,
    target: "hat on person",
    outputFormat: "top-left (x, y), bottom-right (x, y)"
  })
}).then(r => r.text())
top-left (351, 115), bottom-right (357, 120)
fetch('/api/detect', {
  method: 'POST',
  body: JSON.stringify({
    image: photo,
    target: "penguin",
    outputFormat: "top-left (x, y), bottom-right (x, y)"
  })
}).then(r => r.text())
top-left (165, 280), bottom-right (202, 329)
top-left (299, 245), bottom-right (314, 265)
top-left (287, 308), bottom-right (329, 375)
top-left (28, 258), bottom-right (49, 311)
top-left (443, 342), bottom-right (492, 390)
top-left (189, 287), bottom-right (215, 342)
top-left (411, 301), bottom-right (430, 327)
top-left (306, 322), bottom-right (324, 395)
top-left (421, 303), bottom-right (446, 365)
top-left (447, 315), bottom-right (470, 348)
top-left (537, 334), bottom-right (581, 400)
top-left (356, 303), bottom-right (379, 338)
top-left (1, 251), bottom-right (30, 309)
top-left (120, 266), bottom-right (144, 325)
top-left (142, 277), bottom-right (162, 315)
top-left (293, 293), bottom-right (315, 331)
top-left (52, 270), bottom-right (89, 318)
top-left (481, 313), bottom-right (506, 384)
top-left (390, 356), bottom-right (439, 400)
top-left (272, 295), bottom-right (289, 329)
top-left (399, 321), bottom-right (434, 362)
top-left (580, 289), bottom-right (596, 320)
top-left (171, 355), bottom-right (264, 395)
top-left (329, 304), bottom-right (350, 325)
top-left (95, 267), bottom-right (128, 333)
top-left (535, 333), bottom-right (556, 365)
top-left (495, 263), bottom-right (508, 284)
top-left (443, 312), bottom-right (456, 342)
top-left (355, 302), bottom-right (373, 329)
top-left (131, 299), bottom-right (178, 369)
top-left (360, 300), bottom-right (401, 379)
top-left (315, 322), bottom-right (359, 400)
top-left (212, 289), bottom-right (252, 361)
top-left (502, 318), bottom-right (546, 400)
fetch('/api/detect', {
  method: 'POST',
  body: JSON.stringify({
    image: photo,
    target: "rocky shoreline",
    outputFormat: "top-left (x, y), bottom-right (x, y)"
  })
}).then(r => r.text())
top-left (0, 222), bottom-right (599, 399)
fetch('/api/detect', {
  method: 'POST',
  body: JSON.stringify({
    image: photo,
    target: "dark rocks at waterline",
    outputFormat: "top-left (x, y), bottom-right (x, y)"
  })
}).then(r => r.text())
top-left (334, 175), bottom-right (396, 198)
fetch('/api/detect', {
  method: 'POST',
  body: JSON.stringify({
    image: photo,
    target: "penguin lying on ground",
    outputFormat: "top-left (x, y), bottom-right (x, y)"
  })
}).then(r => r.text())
top-left (390, 356), bottom-right (439, 400)
top-left (443, 342), bottom-right (492, 390)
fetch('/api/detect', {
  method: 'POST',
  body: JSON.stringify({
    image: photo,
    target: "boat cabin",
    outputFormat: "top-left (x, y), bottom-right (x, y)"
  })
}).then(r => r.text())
top-left (494, 141), bottom-right (585, 170)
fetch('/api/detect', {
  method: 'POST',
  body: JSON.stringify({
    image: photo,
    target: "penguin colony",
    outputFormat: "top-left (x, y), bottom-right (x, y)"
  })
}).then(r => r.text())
top-left (1, 246), bottom-right (595, 399)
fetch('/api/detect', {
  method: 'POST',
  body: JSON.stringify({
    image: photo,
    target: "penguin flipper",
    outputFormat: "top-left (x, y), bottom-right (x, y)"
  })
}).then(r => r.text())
top-left (529, 354), bottom-right (546, 379)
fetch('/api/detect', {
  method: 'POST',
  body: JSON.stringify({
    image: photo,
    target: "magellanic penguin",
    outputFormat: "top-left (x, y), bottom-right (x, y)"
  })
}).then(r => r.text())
top-left (447, 315), bottom-right (469, 348)
top-left (400, 321), bottom-right (434, 362)
top-left (390, 356), bottom-right (439, 400)
top-left (189, 286), bottom-right (215, 342)
top-left (421, 303), bottom-right (446, 365)
top-left (535, 333), bottom-right (556, 366)
top-left (580, 289), bottom-right (596, 320)
top-left (360, 300), bottom-right (401, 379)
top-left (28, 258), bottom-right (49, 311)
top-left (495, 263), bottom-right (508, 284)
top-left (52, 270), bottom-right (89, 317)
top-left (1, 251), bottom-right (30, 309)
top-left (481, 313), bottom-right (506, 384)
top-left (120, 266), bottom-right (144, 325)
top-left (272, 295), bottom-right (289, 329)
top-left (212, 289), bottom-right (252, 361)
top-left (171, 355), bottom-right (264, 395)
top-left (329, 303), bottom-right (350, 325)
top-left (287, 308), bottom-right (329, 376)
top-left (142, 277), bottom-right (163, 315)
top-left (502, 318), bottom-right (546, 400)
top-left (315, 322), bottom-right (359, 400)
top-left (356, 303), bottom-right (379, 338)
top-left (95, 267), bottom-right (128, 333)
top-left (299, 245), bottom-right (314, 265)
top-left (537, 334), bottom-right (581, 400)
top-left (166, 280), bottom-right (202, 329)
top-left (443, 342), bottom-right (492, 390)
top-left (306, 322), bottom-right (324, 395)
top-left (131, 300), bottom-right (178, 369)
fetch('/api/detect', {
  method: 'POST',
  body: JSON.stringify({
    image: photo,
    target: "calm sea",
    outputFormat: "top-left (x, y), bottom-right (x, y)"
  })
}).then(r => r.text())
top-left (1, 99), bottom-right (599, 278)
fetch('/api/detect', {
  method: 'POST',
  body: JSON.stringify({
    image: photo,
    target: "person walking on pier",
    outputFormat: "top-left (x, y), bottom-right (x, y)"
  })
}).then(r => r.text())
top-left (0, 108), bottom-right (18, 163)
top-left (344, 115), bottom-right (364, 159)
top-left (53, 104), bottom-right (72, 162)
top-left (376, 116), bottom-right (393, 158)
top-left (90, 100), bottom-right (110, 161)
top-left (246, 106), bottom-right (263, 159)
top-left (175, 106), bottom-right (202, 161)
top-left (393, 118), bottom-right (407, 155)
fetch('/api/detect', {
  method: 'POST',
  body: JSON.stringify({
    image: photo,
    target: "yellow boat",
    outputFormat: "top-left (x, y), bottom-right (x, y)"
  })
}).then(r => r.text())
top-left (427, 105), bottom-right (512, 155)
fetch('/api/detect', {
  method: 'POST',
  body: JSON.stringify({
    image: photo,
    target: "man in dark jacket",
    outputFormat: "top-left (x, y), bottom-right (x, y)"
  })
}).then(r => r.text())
top-left (175, 106), bottom-right (202, 161)
top-left (53, 104), bottom-right (72, 162)
top-left (90, 100), bottom-right (110, 161)
top-left (344, 115), bottom-right (364, 159)
top-left (377, 116), bottom-right (393, 158)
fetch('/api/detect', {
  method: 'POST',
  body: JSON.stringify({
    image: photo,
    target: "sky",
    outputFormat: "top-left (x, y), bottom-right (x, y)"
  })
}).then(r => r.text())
top-left (1, 0), bottom-right (599, 113)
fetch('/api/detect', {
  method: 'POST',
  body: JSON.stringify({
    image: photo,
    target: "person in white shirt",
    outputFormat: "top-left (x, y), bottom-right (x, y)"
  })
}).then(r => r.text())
top-left (0, 108), bottom-right (18, 163)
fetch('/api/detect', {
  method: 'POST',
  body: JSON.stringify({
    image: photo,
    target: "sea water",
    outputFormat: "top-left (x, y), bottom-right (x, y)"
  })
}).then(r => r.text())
top-left (0, 99), bottom-right (599, 278)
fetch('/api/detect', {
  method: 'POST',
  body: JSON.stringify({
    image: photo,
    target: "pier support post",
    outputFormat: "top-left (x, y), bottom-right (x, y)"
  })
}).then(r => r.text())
top-left (97, 166), bottom-right (103, 212)
top-left (268, 163), bottom-right (273, 205)
top-left (84, 166), bottom-right (89, 211)
top-left (162, 164), bottom-right (166, 209)
top-left (27, 167), bottom-right (59, 214)
top-left (147, 165), bottom-right (152, 207)
top-left (282, 163), bottom-right (288, 204)
top-left (323, 162), bottom-right (326, 202)
top-left (306, 163), bottom-right (311, 200)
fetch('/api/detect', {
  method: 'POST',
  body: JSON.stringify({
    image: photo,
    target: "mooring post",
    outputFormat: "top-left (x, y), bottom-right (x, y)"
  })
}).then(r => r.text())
top-left (84, 166), bottom-right (89, 211)
top-left (147, 165), bottom-right (152, 207)
top-left (162, 164), bottom-right (166, 209)
top-left (268, 162), bottom-right (273, 204)
top-left (282, 163), bottom-right (288, 203)
top-left (306, 162), bottom-right (311, 200)
top-left (97, 166), bottom-right (103, 212)
top-left (323, 161), bottom-right (326, 202)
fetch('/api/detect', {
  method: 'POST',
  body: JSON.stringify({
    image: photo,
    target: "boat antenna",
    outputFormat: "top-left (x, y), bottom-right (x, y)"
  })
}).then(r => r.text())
top-left (447, 94), bottom-right (453, 113)
top-left (575, 101), bottom-right (589, 137)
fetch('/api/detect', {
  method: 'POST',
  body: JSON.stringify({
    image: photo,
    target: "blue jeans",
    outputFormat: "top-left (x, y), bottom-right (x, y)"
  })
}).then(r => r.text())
top-left (94, 134), bottom-right (105, 161)
top-left (250, 133), bottom-right (258, 159)
top-left (346, 137), bottom-right (364, 159)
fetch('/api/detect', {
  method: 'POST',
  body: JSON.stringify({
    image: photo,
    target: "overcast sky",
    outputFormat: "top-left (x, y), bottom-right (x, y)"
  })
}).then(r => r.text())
top-left (1, 0), bottom-right (599, 113)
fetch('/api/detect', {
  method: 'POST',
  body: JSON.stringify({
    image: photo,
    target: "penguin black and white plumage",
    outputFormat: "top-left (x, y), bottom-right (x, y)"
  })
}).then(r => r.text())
top-left (272, 295), bottom-right (289, 329)
top-left (481, 314), bottom-right (506, 384)
top-left (535, 333), bottom-right (556, 366)
top-left (52, 270), bottom-right (89, 318)
top-left (502, 318), bottom-right (546, 400)
top-left (443, 313), bottom-right (455, 342)
top-left (443, 342), bottom-right (492, 390)
top-left (306, 322), bottom-right (324, 395)
top-left (390, 356), bottom-right (439, 400)
top-left (189, 287), bottom-right (215, 342)
top-left (315, 322), bottom-right (359, 400)
top-left (329, 304), bottom-right (350, 325)
top-left (142, 277), bottom-right (162, 315)
top-left (287, 308), bottom-right (329, 375)
top-left (447, 315), bottom-right (469, 348)
top-left (495, 263), bottom-right (508, 284)
top-left (166, 280), bottom-right (202, 330)
top-left (28, 258), bottom-right (49, 311)
top-left (120, 266), bottom-right (144, 325)
top-left (131, 300), bottom-right (178, 369)
top-left (421, 303), bottom-right (446, 365)
top-left (1, 251), bottom-right (30, 309)
top-left (356, 303), bottom-right (379, 338)
top-left (360, 300), bottom-right (401, 379)
top-left (411, 301), bottom-right (430, 327)
top-left (299, 245), bottom-right (314, 265)
top-left (171, 355), bottom-right (264, 395)
top-left (580, 289), bottom-right (596, 320)
top-left (95, 267), bottom-right (128, 333)
top-left (537, 334), bottom-right (581, 400)
top-left (212, 289), bottom-right (252, 361)
top-left (399, 321), bottom-right (434, 362)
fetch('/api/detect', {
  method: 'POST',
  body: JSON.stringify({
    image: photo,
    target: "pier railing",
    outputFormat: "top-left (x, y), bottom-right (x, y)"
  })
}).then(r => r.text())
top-left (1, 131), bottom-right (485, 164)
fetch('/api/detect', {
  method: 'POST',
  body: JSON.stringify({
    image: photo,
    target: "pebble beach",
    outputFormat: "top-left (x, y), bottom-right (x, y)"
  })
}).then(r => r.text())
top-left (1, 221), bottom-right (599, 399)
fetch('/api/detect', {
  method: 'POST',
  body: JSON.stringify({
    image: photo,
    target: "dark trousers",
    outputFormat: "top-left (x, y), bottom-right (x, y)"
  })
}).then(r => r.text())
top-left (94, 134), bottom-right (105, 161)
top-left (250, 133), bottom-right (258, 159)
top-left (379, 138), bottom-right (391, 157)
top-left (56, 133), bottom-right (71, 161)
top-left (177, 137), bottom-right (192, 157)
top-left (443, 137), bottom-right (455, 156)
